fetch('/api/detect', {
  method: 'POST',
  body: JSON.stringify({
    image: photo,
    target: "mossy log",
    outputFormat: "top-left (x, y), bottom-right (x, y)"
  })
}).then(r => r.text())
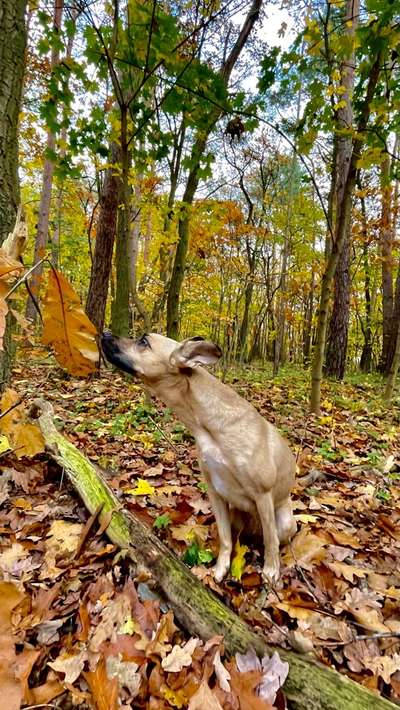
top-left (31, 399), bottom-right (397, 710)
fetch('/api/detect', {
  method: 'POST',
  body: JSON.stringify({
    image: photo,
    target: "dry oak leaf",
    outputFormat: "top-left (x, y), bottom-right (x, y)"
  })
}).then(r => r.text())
top-left (0, 389), bottom-right (44, 458)
top-left (327, 561), bottom-right (367, 583)
top-left (145, 609), bottom-right (177, 658)
top-left (161, 637), bottom-right (199, 672)
top-left (42, 268), bottom-right (99, 376)
top-left (236, 647), bottom-right (289, 705)
top-left (48, 648), bottom-right (88, 684)
top-left (188, 679), bottom-right (224, 710)
top-left (281, 527), bottom-right (328, 569)
top-left (364, 653), bottom-right (400, 684)
top-left (106, 654), bottom-right (141, 697)
top-left (213, 649), bottom-right (231, 692)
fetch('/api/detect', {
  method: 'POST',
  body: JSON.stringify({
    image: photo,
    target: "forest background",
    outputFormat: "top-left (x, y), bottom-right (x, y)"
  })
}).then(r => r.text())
top-left (1, 0), bottom-right (400, 412)
top-left (1, 1), bottom-right (400, 708)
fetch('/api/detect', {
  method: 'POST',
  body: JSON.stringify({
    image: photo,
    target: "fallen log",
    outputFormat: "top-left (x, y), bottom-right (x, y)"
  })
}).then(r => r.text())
top-left (31, 399), bottom-right (396, 710)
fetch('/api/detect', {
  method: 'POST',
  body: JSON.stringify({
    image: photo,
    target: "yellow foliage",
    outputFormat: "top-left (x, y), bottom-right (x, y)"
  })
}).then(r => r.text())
top-left (42, 269), bottom-right (99, 376)
top-left (126, 479), bottom-right (156, 496)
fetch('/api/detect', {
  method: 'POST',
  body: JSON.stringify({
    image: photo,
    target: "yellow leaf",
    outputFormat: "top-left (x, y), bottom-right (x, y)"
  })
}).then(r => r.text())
top-left (0, 434), bottom-right (10, 454)
top-left (328, 561), bottom-right (367, 583)
top-left (319, 415), bottom-right (333, 425)
top-left (0, 389), bottom-right (44, 458)
top-left (42, 269), bottom-right (99, 376)
top-left (126, 479), bottom-right (155, 496)
top-left (230, 539), bottom-right (249, 580)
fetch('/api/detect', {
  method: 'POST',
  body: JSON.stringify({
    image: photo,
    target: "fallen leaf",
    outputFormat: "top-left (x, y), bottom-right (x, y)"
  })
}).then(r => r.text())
top-left (126, 478), bottom-right (156, 496)
top-left (188, 679), bottom-right (224, 710)
top-left (161, 637), bottom-right (198, 672)
top-left (48, 649), bottom-right (88, 684)
top-left (230, 539), bottom-right (249, 581)
top-left (84, 656), bottom-right (119, 710)
top-left (213, 649), bottom-right (231, 692)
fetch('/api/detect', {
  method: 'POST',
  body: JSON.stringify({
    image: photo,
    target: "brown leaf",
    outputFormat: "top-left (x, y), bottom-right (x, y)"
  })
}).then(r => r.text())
top-left (42, 268), bottom-right (99, 376)
top-left (84, 656), bottom-right (119, 710)
top-left (0, 389), bottom-right (44, 458)
top-left (188, 679), bottom-right (224, 710)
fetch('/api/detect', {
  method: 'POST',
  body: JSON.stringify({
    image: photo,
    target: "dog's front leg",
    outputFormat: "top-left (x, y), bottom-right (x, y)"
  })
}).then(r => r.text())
top-left (200, 466), bottom-right (232, 582)
top-left (256, 491), bottom-right (280, 585)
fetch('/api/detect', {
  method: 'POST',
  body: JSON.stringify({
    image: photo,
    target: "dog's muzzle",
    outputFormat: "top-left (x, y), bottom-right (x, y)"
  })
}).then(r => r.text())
top-left (101, 332), bottom-right (136, 376)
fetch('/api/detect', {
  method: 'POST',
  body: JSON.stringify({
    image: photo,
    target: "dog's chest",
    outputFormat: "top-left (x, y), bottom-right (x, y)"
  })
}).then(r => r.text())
top-left (196, 432), bottom-right (252, 510)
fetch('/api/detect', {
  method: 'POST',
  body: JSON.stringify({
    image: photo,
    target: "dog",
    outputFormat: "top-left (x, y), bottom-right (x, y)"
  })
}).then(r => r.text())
top-left (101, 332), bottom-right (296, 584)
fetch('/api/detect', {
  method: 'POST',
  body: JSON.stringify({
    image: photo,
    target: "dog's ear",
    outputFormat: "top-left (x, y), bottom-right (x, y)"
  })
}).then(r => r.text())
top-left (170, 337), bottom-right (222, 369)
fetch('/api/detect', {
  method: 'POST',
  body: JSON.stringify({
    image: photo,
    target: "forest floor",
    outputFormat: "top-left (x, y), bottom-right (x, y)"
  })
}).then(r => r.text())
top-left (1, 355), bottom-right (400, 708)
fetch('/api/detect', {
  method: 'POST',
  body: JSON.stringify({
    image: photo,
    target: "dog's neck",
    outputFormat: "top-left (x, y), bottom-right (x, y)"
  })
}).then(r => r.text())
top-left (142, 367), bottom-right (218, 435)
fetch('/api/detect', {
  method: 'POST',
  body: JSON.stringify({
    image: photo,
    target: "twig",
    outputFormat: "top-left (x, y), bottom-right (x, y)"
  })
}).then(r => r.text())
top-left (74, 502), bottom-right (104, 559)
top-left (147, 413), bottom-right (180, 454)
top-left (4, 256), bottom-right (48, 300)
top-left (0, 397), bottom-right (23, 421)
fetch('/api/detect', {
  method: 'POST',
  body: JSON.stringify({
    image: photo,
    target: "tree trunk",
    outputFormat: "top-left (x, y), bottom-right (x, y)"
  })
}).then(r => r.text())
top-left (325, 227), bottom-right (351, 378)
top-left (378, 155), bottom-right (394, 372)
top-left (111, 108), bottom-right (130, 336)
top-left (324, 0), bottom-right (358, 379)
top-left (0, 0), bottom-right (27, 388)
top-left (166, 0), bottom-right (262, 338)
top-left (86, 145), bottom-right (120, 334)
top-left (25, 0), bottom-right (64, 322)
top-left (32, 398), bottom-right (398, 710)
top-left (384, 321), bottom-right (400, 402)
top-left (311, 18), bottom-right (381, 415)
top-left (359, 192), bottom-right (373, 372)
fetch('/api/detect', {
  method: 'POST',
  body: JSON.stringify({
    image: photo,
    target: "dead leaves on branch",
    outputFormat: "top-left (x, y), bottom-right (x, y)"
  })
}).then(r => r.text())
top-left (0, 389), bottom-right (44, 458)
top-left (41, 269), bottom-right (99, 376)
top-left (0, 243), bottom-right (99, 377)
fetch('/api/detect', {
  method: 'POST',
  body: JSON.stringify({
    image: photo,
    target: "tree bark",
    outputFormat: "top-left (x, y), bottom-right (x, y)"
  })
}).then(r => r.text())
top-left (111, 107), bottom-right (131, 336)
top-left (86, 145), bottom-right (120, 334)
top-left (25, 0), bottom-right (64, 322)
top-left (166, 0), bottom-right (262, 339)
top-left (0, 0), bottom-right (27, 388)
top-left (359, 192), bottom-right (373, 372)
top-left (311, 42), bottom-right (381, 414)
top-left (324, 0), bottom-right (358, 379)
top-left (31, 398), bottom-right (398, 710)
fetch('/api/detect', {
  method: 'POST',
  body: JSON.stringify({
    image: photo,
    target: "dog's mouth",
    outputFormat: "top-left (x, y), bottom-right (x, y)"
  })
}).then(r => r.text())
top-left (101, 333), bottom-right (136, 376)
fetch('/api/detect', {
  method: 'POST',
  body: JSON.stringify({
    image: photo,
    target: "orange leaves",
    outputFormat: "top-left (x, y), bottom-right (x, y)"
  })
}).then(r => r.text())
top-left (0, 248), bottom-right (25, 349)
top-left (42, 269), bottom-right (99, 376)
top-left (0, 389), bottom-right (44, 458)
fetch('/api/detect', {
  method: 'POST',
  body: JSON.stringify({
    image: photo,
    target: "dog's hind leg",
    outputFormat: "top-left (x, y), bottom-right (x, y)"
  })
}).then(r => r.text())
top-left (275, 497), bottom-right (296, 544)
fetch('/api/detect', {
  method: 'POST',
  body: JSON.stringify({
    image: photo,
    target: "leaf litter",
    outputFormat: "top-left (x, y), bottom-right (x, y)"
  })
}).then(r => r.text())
top-left (0, 359), bottom-right (399, 705)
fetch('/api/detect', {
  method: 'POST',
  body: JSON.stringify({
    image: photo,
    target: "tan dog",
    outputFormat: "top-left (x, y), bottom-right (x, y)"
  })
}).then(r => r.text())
top-left (101, 332), bottom-right (296, 584)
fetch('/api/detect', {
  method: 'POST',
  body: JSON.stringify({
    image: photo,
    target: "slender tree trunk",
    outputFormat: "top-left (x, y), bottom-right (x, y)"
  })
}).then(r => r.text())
top-left (359, 193), bottom-right (373, 372)
top-left (324, 0), bottom-right (358, 379)
top-left (86, 145), bottom-right (120, 334)
top-left (26, 0), bottom-right (64, 322)
top-left (383, 139), bottom-right (400, 374)
top-left (384, 323), bottom-right (400, 403)
top-left (111, 107), bottom-right (130, 336)
top-left (378, 155), bottom-right (394, 372)
top-left (0, 0), bottom-right (27, 389)
top-left (166, 0), bottom-right (262, 339)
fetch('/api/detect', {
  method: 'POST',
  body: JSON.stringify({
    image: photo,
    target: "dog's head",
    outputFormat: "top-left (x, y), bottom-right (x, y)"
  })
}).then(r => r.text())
top-left (101, 332), bottom-right (222, 382)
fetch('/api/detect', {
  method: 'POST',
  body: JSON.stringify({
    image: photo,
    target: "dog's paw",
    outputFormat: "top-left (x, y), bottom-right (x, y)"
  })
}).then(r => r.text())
top-left (213, 557), bottom-right (230, 583)
top-left (262, 564), bottom-right (280, 587)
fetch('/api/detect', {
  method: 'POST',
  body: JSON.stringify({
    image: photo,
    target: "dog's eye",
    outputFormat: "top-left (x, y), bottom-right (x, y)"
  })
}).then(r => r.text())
top-left (137, 334), bottom-right (149, 347)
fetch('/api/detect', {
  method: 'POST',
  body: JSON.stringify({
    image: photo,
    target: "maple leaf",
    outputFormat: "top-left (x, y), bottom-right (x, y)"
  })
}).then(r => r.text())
top-left (0, 247), bottom-right (24, 281)
top-left (41, 268), bottom-right (99, 376)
